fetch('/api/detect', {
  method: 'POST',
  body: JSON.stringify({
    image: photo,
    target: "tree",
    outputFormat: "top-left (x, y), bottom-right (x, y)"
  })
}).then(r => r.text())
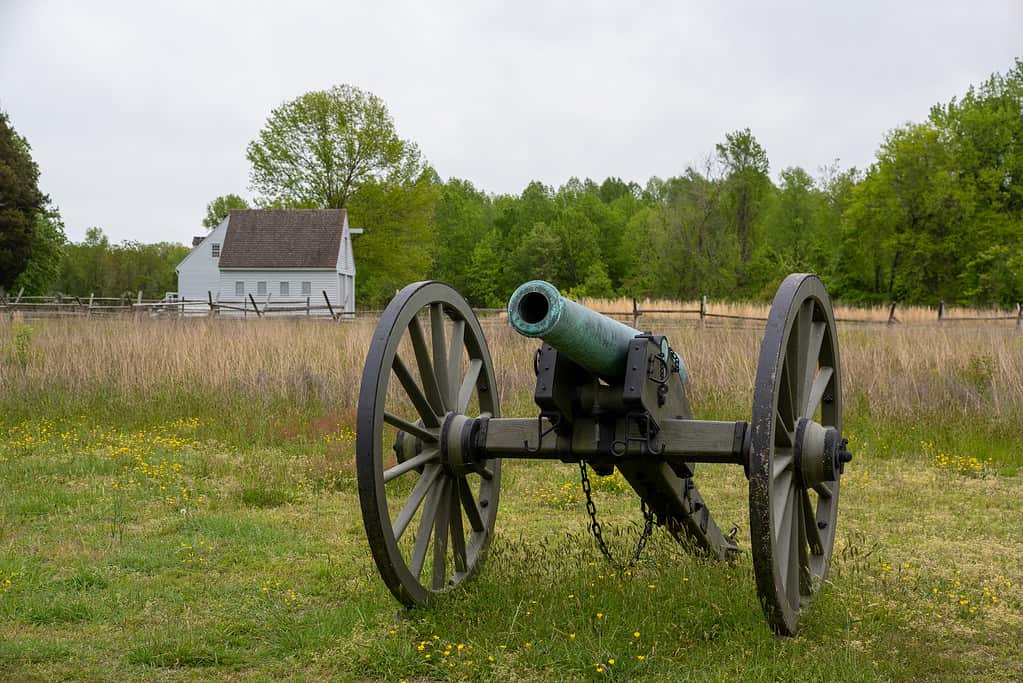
top-left (0, 110), bottom-right (48, 290)
top-left (13, 207), bottom-right (66, 295)
top-left (346, 170), bottom-right (440, 306)
top-left (431, 178), bottom-right (492, 293)
top-left (203, 193), bottom-right (249, 228)
top-left (54, 228), bottom-right (189, 298)
top-left (246, 84), bottom-right (424, 209)
top-left (753, 166), bottom-right (831, 291)
top-left (716, 129), bottom-right (771, 268)
top-left (836, 60), bottom-right (1023, 305)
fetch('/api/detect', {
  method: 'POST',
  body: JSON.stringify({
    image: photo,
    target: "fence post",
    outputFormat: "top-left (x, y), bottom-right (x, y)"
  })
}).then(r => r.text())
top-left (248, 293), bottom-right (262, 318)
top-left (13, 287), bottom-right (24, 305)
top-left (323, 290), bottom-right (336, 320)
top-left (938, 300), bottom-right (944, 322)
top-left (207, 291), bottom-right (215, 317)
top-left (631, 298), bottom-right (640, 329)
top-left (699, 295), bottom-right (707, 329)
top-left (306, 296), bottom-right (310, 316)
top-left (1017, 302), bottom-right (1022, 332)
top-left (887, 302), bottom-right (898, 326)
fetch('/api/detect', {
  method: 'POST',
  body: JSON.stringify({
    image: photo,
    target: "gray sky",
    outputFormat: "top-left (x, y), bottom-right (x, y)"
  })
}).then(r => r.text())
top-left (1, 1), bottom-right (1020, 245)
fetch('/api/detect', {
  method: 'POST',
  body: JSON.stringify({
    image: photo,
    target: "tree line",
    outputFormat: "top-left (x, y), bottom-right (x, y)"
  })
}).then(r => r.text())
top-left (2, 60), bottom-right (1021, 307)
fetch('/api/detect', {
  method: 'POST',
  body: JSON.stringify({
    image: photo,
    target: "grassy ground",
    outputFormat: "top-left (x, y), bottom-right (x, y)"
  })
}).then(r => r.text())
top-left (0, 317), bottom-right (1021, 681)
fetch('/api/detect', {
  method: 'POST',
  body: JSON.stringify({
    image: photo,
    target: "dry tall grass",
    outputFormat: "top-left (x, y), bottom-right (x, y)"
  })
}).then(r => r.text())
top-left (2, 314), bottom-right (1021, 425)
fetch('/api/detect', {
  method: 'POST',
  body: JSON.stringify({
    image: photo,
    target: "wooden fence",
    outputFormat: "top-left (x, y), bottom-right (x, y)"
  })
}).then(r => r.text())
top-left (0, 289), bottom-right (355, 320)
top-left (1, 287), bottom-right (1020, 330)
top-left (572, 296), bottom-right (1023, 331)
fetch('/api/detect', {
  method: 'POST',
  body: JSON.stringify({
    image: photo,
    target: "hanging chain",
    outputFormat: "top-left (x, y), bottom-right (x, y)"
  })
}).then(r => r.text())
top-left (578, 460), bottom-right (655, 570)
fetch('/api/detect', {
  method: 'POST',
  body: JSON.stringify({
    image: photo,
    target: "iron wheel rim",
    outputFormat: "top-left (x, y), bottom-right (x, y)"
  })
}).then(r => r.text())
top-left (749, 273), bottom-right (842, 635)
top-left (356, 281), bottom-right (501, 606)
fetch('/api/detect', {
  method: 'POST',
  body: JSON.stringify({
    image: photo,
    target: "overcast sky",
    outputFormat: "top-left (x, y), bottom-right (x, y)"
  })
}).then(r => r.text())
top-left (1, 1), bottom-right (1020, 245)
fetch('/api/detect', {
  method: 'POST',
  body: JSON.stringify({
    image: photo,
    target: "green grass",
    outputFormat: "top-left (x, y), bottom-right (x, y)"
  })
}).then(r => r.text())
top-left (0, 403), bottom-right (1021, 681)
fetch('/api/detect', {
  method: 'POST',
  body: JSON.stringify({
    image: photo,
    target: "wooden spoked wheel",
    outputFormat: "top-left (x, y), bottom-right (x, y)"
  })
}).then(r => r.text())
top-left (749, 274), bottom-right (844, 635)
top-left (356, 281), bottom-right (501, 606)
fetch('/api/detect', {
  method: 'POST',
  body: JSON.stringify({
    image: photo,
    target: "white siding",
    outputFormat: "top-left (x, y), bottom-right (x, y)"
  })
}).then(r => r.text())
top-left (217, 270), bottom-right (341, 316)
top-left (335, 213), bottom-right (357, 314)
top-left (175, 218), bottom-right (228, 301)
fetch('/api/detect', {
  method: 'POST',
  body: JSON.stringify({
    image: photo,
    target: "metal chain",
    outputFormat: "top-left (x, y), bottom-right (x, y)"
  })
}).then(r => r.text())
top-left (578, 460), bottom-right (655, 570)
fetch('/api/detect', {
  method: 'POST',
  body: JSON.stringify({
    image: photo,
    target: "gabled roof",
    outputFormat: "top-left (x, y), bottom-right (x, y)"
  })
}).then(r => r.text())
top-left (218, 209), bottom-right (346, 269)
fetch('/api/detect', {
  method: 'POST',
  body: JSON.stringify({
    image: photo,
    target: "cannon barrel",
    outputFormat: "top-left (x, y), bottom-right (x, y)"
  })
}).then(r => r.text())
top-left (507, 280), bottom-right (642, 380)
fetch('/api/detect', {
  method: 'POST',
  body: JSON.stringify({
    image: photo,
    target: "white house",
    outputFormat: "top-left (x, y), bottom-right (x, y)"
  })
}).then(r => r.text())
top-left (176, 209), bottom-right (361, 315)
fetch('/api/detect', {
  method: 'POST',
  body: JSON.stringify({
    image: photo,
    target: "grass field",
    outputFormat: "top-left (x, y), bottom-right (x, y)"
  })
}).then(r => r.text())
top-left (1, 314), bottom-right (1021, 681)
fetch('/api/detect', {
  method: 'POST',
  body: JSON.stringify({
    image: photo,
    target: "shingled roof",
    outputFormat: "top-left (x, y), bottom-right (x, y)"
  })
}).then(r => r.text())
top-left (218, 209), bottom-right (346, 269)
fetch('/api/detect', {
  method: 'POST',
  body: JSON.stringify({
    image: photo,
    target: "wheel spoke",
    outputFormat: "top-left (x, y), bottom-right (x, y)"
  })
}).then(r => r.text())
top-left (773, 469), bottom-right (794, 539)
top-left (431, 304), bottom-right (450, 408)
top-left (450, 481), bottom-right (467, 574)
top-left (773, 449), bottom-right (794, 479)
top-left (774, 410), bottom-right (793, 447)
top-left (813, 482), bottom-right (833, 499)
top-left (806, 366), bottom-right (834, 418)
top-left (458, 477), bottom-right (485, 532)
top-left (801, 487), bottom-right (824, 555)
top-left (431, 478), bottom-right (451, 590)
top-left (778, 358), bottom-right (797, 431)
top-left (457, 359), bottom-right (483, 414)
top-left (384, 448), bottom-right (439, 483)
top-left (801, 320), bottom-right (825, 415)
top-left (409, 478), bottom-right (444, 579)
top-left (794, 489), bottom-right (809, 597)
top-left (408, 316), bottom-right (447, 414)
top-left (793, 300), bottom-right (814, 417)
top-left (446, 320), bottom-right (465, 409)
top-left (392, 465), bottom-right (442, 540)
top-left (392, 355), bottom-right (440, 428)
top-left (384, 412), bottom-right (437, 444)
top-left (785, 490), bottom-right (802, 601)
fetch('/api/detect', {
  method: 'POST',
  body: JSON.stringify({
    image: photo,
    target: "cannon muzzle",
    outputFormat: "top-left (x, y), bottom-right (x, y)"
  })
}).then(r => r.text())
top-left (507, 280), bottom-right (642, 380)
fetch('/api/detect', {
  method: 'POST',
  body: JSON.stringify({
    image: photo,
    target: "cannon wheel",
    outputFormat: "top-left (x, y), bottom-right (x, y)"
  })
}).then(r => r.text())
top-left (356, 281), bottom-right (501, 606)
top-left (749, 274), bottom-right (842, 635)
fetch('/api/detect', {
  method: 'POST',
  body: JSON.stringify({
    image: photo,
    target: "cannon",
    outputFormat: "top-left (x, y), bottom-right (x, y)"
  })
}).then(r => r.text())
top-left (356, 274), bottom-right (852, 635)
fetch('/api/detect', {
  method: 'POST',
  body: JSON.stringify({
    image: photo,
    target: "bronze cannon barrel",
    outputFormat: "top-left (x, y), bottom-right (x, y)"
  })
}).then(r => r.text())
top-left (506, 280), bottom-right (644, 380)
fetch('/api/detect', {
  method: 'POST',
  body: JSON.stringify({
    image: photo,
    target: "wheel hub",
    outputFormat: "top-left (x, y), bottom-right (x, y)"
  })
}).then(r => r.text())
top-left (794, 418), bottom-right (852, 486)
top-left (439, 412), bottom-right (488, 476)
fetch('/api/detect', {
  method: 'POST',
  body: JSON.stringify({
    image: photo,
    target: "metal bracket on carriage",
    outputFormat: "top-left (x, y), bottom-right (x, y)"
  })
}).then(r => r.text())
top-left (610, 411), bottom-right (663, 457)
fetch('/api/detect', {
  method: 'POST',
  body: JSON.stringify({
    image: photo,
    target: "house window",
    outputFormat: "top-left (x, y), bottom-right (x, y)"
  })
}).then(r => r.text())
top-left (235, 281), bottom-right (244, 297)
top-left (301, 281), bottom-right (311, 296)
top-left (211, 243), bottom-right (221, 258)
top-left (280, 281), bottom-right (289, 296)
top-left (257, 281), bottom-right (267, 295)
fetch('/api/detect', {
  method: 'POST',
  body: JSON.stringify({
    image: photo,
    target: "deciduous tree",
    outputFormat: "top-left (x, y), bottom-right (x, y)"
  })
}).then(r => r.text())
top-left (716, 129), bottom-right (770, 268)
top-left (0, 111), bottom-right (48, 290)
top-left (247, 84), bottom-right (424, 209)
top-left (203, 193), bottom-right (249, 228)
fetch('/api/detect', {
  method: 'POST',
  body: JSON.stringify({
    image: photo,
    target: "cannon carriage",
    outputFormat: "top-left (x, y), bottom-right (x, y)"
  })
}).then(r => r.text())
top-left (356, 274), bottom-right (852, 635)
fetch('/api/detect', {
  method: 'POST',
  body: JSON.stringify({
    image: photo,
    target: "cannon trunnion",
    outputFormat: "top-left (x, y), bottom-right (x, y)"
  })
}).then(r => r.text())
top-left (356, 274), bottom-right (852, 636)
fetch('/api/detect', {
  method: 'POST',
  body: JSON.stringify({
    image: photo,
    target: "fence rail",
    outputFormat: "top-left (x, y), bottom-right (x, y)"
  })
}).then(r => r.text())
top-left (1, 288), bottom-right (1020, 331)
top-left (0, 288), bottom-right (356, 321)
